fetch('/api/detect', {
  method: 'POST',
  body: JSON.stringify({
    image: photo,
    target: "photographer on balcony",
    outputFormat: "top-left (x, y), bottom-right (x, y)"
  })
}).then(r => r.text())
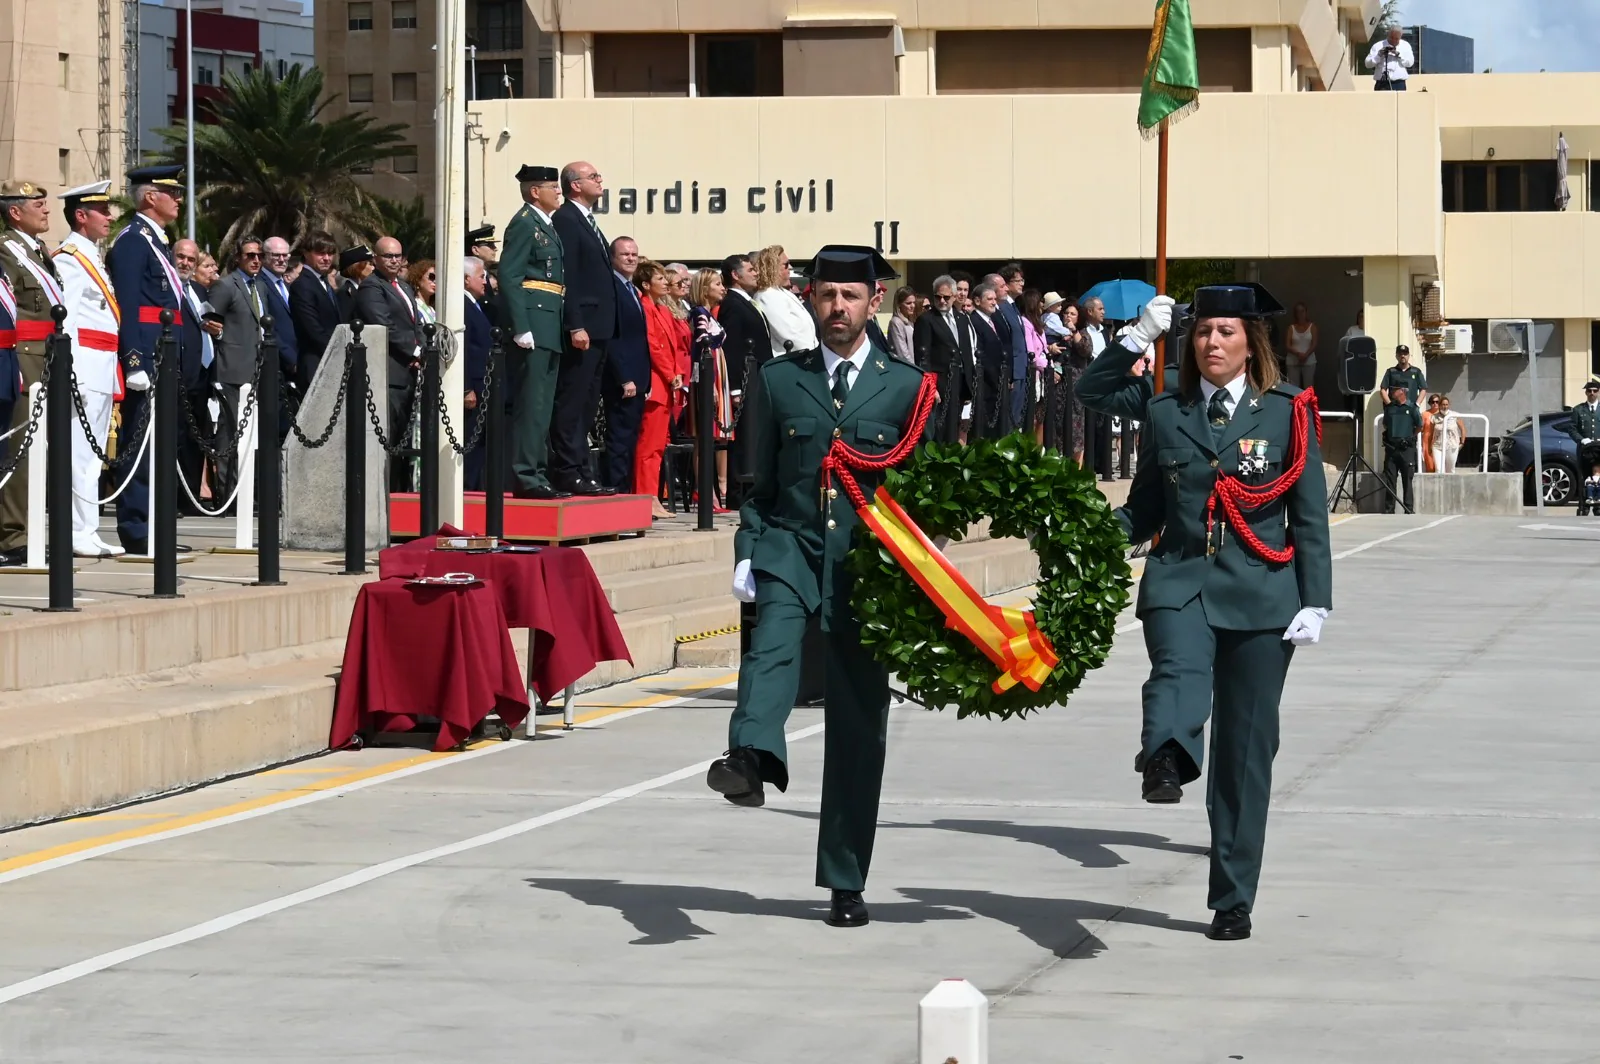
top-left (1366, 25), bottom-right (1414, 92)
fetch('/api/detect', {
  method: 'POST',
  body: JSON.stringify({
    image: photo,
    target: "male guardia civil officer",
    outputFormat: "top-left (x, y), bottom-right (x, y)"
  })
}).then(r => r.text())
top-left (0, 179), bottom-right (66, 566)
top-left (705, 245), bottom-right (927, 930)
top-left (53, 180), bottom-right (126, 557)
top-left (106, 165), bottom-right (187, 554)
top-left (498, 164), bottom-right (572, 500)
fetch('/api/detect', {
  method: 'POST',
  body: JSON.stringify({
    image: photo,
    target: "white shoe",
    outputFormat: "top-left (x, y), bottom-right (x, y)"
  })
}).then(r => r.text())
top-left (92, 536), bottom-right (126, 558)
top-left (73, 540), bottom-right (112, 558)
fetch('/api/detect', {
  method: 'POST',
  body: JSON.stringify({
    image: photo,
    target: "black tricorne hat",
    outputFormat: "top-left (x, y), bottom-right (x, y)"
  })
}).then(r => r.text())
top-left (338, 244), bottom-right (373, 271)
top-left (804, 244), bottom-right (898, 286)
top-left (467, 224), bottom-right (496, 248)
top-left (515, 164), bottom-right (559, 184)
top-left (1191, 283), bottom-right (1284, 321)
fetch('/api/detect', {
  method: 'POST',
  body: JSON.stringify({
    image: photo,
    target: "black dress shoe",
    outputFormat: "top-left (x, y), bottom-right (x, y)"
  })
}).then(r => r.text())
top-left (1207, 906), bottom-right (1252, 940)
top-left (1141, 745), bottom-right (1183, 804)
top-left (0, 547), bottom-right (26, 568)
top-left (706, 747), bottom-right (765, 807)
top-left (826, 890), bottom-right (869, 928)
top-left (572, 478), bottom-right (617, 496)
top-left (121, 538), bottom-right (147, 555)
top-left (514, 484), bottom-right (573, 501)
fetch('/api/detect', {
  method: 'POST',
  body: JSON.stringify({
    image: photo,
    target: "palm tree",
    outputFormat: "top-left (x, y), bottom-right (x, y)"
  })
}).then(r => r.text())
top-left (365, 194), bottom-right (435, 260)
top-left (158, 64), bottom-right (408, 257)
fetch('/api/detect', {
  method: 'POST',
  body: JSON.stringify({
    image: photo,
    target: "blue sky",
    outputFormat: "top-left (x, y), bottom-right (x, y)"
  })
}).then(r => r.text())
top-left (1405, 0), bottom-right (1600, 73)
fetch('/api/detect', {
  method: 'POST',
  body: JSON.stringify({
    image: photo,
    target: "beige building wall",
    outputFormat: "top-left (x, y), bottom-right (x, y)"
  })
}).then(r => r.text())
top-left (0, 0), bottom-right (127, 244)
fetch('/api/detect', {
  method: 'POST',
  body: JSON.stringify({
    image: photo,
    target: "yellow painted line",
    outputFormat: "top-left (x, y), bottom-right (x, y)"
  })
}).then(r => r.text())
top-left (0, 671), bottom-right (738, 880)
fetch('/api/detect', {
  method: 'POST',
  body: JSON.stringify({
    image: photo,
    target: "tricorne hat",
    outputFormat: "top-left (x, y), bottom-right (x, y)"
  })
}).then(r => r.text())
top-left (515, 164), bottom-right (559, 184)
top-left (1191, 283), bottom-right (1284, 321)
top-left (804, 244), bottom-right (898, 286)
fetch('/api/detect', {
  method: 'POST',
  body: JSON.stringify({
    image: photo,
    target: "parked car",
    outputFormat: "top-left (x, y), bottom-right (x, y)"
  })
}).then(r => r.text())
top-left (1490, 412), bottom-right (1581, 505)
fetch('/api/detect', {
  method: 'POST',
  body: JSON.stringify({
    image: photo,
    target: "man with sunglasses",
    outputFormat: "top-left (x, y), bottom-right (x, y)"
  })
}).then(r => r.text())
top-left (105, 165), bottom-right (187, 552)
top-left (1568, 378), bottom-right (1600, 472)
top-left (355, 236), bottom-right (425, 492)
top-left (206, 235), bottom-right (268, 504)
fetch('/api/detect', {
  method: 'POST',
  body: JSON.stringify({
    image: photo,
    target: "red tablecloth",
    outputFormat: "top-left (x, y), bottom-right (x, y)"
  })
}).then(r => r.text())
top-left (331, 580), bottom-right (531, 751)
top-left (378, 530), bottom-right (632, 702)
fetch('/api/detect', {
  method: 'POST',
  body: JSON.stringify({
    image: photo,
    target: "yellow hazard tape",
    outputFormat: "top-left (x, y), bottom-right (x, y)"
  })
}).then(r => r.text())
top-left (674, 624), bottom-right (741, 645)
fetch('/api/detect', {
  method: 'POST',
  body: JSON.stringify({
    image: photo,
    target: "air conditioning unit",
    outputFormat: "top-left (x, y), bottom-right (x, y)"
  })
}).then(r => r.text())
top-left (1439, 323), bottom-right (1473, 354)
top-left (1486, 318), bottom-right (1532, 355)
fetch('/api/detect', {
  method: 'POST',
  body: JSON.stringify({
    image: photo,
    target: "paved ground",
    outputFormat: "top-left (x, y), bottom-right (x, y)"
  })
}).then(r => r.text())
top-left (0, 513), bottom-right (1596, 1062)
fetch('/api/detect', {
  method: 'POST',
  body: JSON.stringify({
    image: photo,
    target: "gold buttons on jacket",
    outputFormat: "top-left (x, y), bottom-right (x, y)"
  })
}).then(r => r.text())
top-left (832, 427), bottom-right (842, 438)
top-left (828, 488), bottom-right (838, 500)
top-left (876, 433), bottom-right (884, 442)
top-left (788, 427), bottom-right (796, 436)
top-left (827, 519), bottom-right (837, 529)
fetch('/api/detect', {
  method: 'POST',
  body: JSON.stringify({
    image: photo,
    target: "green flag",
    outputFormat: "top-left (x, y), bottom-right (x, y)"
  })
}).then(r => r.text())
top-left (1138, 0), bottom-right (1200, 138)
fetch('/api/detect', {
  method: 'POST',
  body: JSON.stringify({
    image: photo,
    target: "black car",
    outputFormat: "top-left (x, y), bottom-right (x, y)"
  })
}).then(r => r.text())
top-left (1490, 411), bottom-right (1585, 505)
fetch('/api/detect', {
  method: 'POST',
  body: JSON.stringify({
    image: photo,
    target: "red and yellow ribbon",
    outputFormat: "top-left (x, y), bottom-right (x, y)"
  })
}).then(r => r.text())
top-left (824, 374), bottom-right (1059, 695)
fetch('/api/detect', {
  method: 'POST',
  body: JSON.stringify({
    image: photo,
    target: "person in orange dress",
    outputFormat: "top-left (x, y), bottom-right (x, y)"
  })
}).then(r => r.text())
top-left (635, 260), bottom-right (686, 519)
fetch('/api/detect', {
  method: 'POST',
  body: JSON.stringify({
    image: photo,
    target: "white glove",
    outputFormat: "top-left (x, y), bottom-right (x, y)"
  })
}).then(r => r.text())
top-left (731, 559), bottom-right (756, 603)
top-left (514, 331), bottom-right (534, 350)
top-left (1583, 438), bottom-right (1593, 445)
top-left (1128, 294), bottom-right (1176, 348)
top-left (1283, 607), bottom-right (1329, 647)
top-left (124, 370), bottom-right (151, 392)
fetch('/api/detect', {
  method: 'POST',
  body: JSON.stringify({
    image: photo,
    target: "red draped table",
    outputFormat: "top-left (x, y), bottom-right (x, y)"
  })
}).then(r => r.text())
top-left (331, 580), bottom-right (531, 751)
top-left (377, 533), bottom-right (632, 703)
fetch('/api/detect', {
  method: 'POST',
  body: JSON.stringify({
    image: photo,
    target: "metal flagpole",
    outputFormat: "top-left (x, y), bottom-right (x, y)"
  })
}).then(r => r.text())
top-left (435, 0), bottom-right (467, 527)
top-left (1154, 120), bottom-right (1169, 395)
top-left (185, 0), bottom-right (197, 243)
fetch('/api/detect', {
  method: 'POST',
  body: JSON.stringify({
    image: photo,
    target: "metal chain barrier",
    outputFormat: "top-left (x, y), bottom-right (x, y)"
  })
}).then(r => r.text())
top-left (435, 336), bottom-right (495, 457)
top-left (0, 346), bottom-right (56, 484)
top-left (363, 365), bottom-right (421, 456)
top-left (177, 348), bottom-right (262, 465)
top-left (283, 343), bottom-right (352, 450)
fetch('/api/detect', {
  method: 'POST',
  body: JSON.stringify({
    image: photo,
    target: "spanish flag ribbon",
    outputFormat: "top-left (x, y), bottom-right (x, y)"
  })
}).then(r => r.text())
top-left (857, 487), bottom-right (1059, 695)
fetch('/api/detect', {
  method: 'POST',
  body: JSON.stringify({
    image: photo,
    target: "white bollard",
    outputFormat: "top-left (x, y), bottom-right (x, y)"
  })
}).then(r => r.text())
top-left (233, 383), bottom-right (256, 550)
top-left (24, 382), bottom-right (44, 570)
top-left (919, 979), bottom-right (988, 1064)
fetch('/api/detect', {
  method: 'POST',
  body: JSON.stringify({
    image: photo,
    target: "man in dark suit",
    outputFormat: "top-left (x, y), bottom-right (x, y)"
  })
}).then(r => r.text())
top-left (993, 265), bottom-right (1029, 430)
top-left (172, 239), bottom-right (218, 513)
top-left (719, 253), bottom-right (770, 504)
top-left (205, 237), bottom-right (266, 501)
top-left (355, 235), bottom-right (423, 492)
top-left (968, 282), bottom-right (1006, 440)
top-left (548, 160), bottom-right (618, 496)
top-left (912, 274), bottom-right (973, 444)
top-left (602, 236), bottom-right (647, 493)
top-left (259, 237), bottom-right (299, 383)
top-left (463, 256), bottom-right (493, 492)
top-left (1081, 295), bottom-right (1117, 480)
top-left (289, 231), bottom-right (342, 392)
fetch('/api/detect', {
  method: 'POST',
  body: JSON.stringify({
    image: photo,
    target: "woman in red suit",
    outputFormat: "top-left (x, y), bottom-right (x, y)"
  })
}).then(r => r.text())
top-left (635, 260), bottom-right (687, 519)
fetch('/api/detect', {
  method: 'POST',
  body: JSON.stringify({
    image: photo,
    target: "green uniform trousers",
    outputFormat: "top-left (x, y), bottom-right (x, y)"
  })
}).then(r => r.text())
top-left (1141, 595), bottom-right (1293, 913)
top-left (0, 350), bottom-right (47, 552)
top-left (509, 344), bottom-right (560, 493)
top-left (728, 574), bottom-right (890, 892)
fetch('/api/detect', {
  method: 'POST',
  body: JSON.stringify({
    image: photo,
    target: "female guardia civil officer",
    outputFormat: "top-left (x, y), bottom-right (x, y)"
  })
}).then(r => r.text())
top-left (1114, 284), bottom-right (1333, 941)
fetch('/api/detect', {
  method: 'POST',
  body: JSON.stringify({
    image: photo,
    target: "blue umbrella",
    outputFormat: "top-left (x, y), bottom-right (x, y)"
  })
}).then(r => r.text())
top-left (1083, 279), bottom-right (1157, 322)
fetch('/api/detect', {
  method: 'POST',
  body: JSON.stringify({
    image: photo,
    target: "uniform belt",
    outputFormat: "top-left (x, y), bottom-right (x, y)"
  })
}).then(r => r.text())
top-left (521, 280), bottom-right (565, 295)
top-left (137, 305), bottom-right (182, 325)
top-left (80, 328), bottom-right (119, 352)
top-left (14, 320), bottom-right (53, 342)
top-left (0, 329), bottom-right (14, 347)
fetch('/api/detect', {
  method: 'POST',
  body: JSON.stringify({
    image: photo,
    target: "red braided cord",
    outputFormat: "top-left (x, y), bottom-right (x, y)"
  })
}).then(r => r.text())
top-left (1204, 388), bottom-right (1321, 565)
top-left (821, 373), bottom-right (940, 508)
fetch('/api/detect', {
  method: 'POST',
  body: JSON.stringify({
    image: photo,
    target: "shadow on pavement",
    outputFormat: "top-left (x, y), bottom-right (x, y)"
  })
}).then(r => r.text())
top-left (898, 887), bottom-right (1211, 958)
top-left (524, 878), bottom-right (974, 945)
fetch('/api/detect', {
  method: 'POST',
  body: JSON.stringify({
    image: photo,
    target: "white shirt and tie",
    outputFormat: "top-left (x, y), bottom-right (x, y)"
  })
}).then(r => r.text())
top-left (822, 330), bottom-right (872, 400)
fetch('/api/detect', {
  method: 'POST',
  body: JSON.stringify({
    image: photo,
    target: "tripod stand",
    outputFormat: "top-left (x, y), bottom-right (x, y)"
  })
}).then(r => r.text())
top-left (1328, 401), bottom-right (1406, 514)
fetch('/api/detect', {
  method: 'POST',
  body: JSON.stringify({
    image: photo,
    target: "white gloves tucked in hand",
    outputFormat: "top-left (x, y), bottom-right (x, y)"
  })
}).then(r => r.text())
top-left (731, 559), bottom-right (756, 603)
top-left (1128, 294), bottom-right (1176, 348)
top-left (514, 331), bottom-right (534, 350)
top-left (1282, 607), bottom-right (1329, 647)
top-left (124, 370), bottom-right (151, 392)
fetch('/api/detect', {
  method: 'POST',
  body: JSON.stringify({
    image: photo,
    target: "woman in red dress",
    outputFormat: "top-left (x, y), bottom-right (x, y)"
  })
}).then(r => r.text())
top-left (635, 260), bottom-right (687, 519)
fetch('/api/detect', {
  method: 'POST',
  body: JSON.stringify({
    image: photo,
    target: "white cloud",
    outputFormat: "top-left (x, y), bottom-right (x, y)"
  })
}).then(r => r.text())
top-left (1405, 0), bottom-right (1600, 73)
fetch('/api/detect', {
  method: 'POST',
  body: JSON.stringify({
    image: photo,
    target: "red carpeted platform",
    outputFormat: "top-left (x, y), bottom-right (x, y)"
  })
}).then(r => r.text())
top-left (389, 492), bottom-right (654, 543)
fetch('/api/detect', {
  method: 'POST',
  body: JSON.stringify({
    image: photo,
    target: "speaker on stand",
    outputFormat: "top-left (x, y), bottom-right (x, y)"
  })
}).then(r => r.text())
top-left (1327, 335), bottom-right (1403, 513)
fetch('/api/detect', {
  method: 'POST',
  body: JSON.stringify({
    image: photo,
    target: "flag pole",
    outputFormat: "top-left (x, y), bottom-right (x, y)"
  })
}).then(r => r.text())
top-left (1154, 119), bottom-right (1169, 394)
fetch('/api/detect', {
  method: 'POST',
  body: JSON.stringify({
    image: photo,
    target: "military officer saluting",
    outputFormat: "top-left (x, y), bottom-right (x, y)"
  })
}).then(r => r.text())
top-left (498, 165), bottom-right (570, 501)
top-left (706, 245), bottom-right (927, 929)
top-left (1116, 284), bottom-right (1333, 941)
top-left (1379, 343), bottom-right (1426, 407)
top-left (1380, 384), bottom-right (1423, 514)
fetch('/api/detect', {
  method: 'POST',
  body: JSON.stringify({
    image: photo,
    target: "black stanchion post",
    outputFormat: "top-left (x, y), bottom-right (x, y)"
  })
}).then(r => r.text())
top-left (695, 344), bottom-right (715, 531)
top-left (44, 305), bottom-right (75, 612)
top-left (255, 316), bottom-right (284, 586)
top-left (418, 323), bottom-right (440, 537)
top-left (484, 327), bottom-right (505, 539)
top-left (342, 320), bottom-right (367, 574)
top-left (151, 312), bottom-right (180, 598)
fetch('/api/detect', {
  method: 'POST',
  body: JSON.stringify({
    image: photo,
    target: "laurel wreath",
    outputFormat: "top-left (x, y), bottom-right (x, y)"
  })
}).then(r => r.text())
top-left (848, 433), bottom-right (1134, 720)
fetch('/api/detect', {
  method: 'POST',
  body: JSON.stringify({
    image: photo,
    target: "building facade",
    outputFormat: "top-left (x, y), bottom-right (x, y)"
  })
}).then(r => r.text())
top-left (0, 0), bottom-right (129, 243)
top-left (138, 0), bottom-right (314, 158)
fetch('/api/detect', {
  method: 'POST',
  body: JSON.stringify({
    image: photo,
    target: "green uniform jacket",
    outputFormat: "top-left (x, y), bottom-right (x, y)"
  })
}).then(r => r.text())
top-left (1380, 364), bottom-right (1426, 404)
top-left (0, 226), bottom-right (61, 359)
top-left (497, 204), bottom-right (565, 351)
top-left (1565, 400), bottom-right (1600, 446)
top-left (1382, 402), bottom-right (1423, 447)
top-left (1119, 382), bottom-right (1333, 631)
top-left (1075, 337), bottom-right (1178, 421)
top-left (736, 345), bottom-right (927, 632)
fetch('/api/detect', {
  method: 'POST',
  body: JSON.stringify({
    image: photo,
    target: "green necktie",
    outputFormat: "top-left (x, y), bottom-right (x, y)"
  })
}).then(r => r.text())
top-left (1207, 388), bottom-right (1231, 448)
top-left (832, 362), bottom-right (853, 410)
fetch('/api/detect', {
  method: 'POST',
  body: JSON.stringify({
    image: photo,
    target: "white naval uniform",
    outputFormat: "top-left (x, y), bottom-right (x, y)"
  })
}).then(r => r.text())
top-left (53, 232), bottom-right (121, 551)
